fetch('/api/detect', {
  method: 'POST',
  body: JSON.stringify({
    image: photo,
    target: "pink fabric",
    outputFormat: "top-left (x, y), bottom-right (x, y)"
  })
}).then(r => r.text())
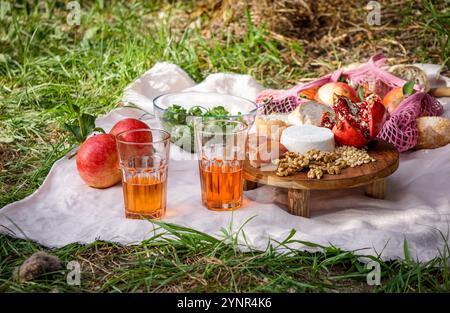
top-left (256, 53), bottom-right (443, 151)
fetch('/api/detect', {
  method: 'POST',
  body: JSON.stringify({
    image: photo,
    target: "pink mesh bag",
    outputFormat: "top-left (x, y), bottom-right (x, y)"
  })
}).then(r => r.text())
top-left (255, 53), bottom-right (444, 152)
top-left (378, 92), bottom-right (443, 151)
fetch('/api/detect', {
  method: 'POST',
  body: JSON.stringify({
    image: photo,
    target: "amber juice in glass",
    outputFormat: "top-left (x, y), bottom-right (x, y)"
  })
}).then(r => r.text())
top-left (195, 119), bottom-right (248, 211)
top-left (116, 129), bottom-right (170, 219)
top-left (122, 168), bottom-right (167, 219)
top-left (199, 158), bottom-right (243, 210)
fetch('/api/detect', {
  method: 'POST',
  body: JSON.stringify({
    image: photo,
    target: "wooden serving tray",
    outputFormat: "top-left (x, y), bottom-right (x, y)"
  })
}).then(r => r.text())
top-left (244, 139), bottom-right (399, 218)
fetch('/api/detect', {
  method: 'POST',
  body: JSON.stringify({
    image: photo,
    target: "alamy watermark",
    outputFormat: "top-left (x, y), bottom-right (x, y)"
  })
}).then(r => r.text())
top-left (0, 1), bottom-right (11, 20)
top-left (366, 1), bottom-right (381, 26)
top-left (67, 260), bottom-right (81, 286)
top-left (366, 260), bottom-right (381, 286)
top-left (66, 1), bottom-right (81, 26)
top-left (1, 1), bottom-right (80, 25)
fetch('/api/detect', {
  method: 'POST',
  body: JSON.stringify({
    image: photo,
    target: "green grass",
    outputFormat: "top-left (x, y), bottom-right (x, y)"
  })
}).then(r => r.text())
top-left (1, 0), bottom-right (449, 292)
top-left (1, 223), bottom-right (449, 292)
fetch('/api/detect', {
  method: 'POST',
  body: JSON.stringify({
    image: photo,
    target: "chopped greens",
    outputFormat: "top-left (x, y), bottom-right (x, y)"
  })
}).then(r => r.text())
top-left (161, 104), bottom-right (243, 152)
top-left (162, 104), bottom-right (188, 125)
top-left (203, 105), bottom-right (229, 117)
top-left (187, 106), bottom-right (206, 116)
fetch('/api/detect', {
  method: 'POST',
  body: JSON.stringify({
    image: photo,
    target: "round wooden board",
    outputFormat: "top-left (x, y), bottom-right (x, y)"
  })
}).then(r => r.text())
top-left (244, 139), bottom-right (400, 191)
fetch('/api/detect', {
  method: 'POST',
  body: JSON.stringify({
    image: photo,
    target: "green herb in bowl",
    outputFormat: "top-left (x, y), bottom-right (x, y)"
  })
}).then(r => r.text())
top-left (161, 104), bottom-right (243, 152)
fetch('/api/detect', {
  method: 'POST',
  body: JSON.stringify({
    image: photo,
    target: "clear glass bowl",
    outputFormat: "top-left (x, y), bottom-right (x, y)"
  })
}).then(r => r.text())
top-left (153, 91), bottom-right (258, 153)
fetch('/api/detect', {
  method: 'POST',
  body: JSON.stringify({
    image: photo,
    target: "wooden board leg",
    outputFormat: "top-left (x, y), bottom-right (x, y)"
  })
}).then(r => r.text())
top-left (365, 178), bottom-right (386, 199)
top-left (288, 189), bottom-right (310, 217)
top-left (244, 180), bottom-right (258, 191)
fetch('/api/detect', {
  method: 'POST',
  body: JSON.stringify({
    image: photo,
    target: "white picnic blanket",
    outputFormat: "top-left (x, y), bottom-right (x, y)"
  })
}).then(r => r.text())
top-left (1, 62), bottom-right (450, 262)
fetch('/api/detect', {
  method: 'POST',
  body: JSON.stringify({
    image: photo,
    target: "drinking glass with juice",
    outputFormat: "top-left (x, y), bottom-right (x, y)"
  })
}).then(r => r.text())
top-left (116, 129), bottom-right (170, 219)
top-left (195, 119), bottom-right (248, 211)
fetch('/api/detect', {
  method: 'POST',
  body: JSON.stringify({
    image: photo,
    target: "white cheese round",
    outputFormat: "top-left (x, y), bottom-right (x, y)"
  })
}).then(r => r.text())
top-left (280, 125), bottom-right (335, 154)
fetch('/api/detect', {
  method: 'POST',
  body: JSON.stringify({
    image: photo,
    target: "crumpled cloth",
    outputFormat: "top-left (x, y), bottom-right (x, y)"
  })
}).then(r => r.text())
top-left (1, 62), bottom-right (450, 262)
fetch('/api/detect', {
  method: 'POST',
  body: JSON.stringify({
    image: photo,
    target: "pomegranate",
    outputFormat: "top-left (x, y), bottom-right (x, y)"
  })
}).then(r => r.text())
top-left (320, 94), bottom-right (386, 148)
top-left (76, 134), bottom-right (121, 188)
top-left (112, 118), bottom-right (154, 161)
top-left (316, 82), bottom-right (359, 107)
top-left (110, 118), bottom-right (151, 143)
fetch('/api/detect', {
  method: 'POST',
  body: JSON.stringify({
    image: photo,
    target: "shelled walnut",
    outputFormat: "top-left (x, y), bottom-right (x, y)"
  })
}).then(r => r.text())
top-left (275, 146), bottom-right (375, 179)
top-left (307, 168), bottom-right (323, 179)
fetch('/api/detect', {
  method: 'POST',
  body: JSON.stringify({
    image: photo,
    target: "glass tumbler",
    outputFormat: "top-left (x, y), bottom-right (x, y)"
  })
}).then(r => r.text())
top-left (195, 119), bottom-right (248, 211)
top-left (116, 129), bottom-right (170, 219)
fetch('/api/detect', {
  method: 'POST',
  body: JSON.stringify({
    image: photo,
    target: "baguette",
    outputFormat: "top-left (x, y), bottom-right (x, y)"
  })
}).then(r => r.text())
top-left (288, 101), bottom-right (334, 127)
top-left (415, 116), bottom-right (450, 149)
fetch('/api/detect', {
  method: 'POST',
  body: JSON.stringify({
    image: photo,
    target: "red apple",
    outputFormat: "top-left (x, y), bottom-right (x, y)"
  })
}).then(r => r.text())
top-left (110, 118), bottom-right (151, 143)
top-left (76, 134), bottom-right (121, 188)
top-left (316, 82), bottom-right (359, 106)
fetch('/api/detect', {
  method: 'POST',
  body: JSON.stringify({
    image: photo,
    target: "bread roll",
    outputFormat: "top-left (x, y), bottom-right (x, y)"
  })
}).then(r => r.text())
top-left (288, 101), bottom-right (334, 126)
top-left (389, 65), bottom-right (429, 92)
top-left (415, 116), bottom-right (450, 149)
top-left (255, 114), bottom-right (290, 140)
top-left (247, 134), bottom-right (288, 169)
